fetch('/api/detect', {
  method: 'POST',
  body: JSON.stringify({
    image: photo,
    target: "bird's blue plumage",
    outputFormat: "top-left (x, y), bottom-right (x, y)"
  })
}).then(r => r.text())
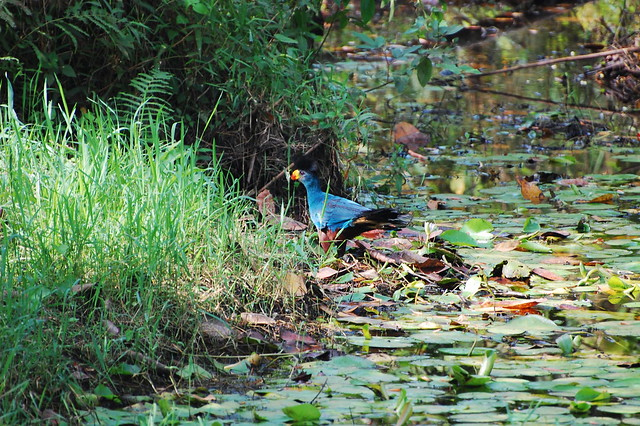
top-left (293, 168), bottom-right (369, 231)
top-left (291, 160), bottom-right (409, 252)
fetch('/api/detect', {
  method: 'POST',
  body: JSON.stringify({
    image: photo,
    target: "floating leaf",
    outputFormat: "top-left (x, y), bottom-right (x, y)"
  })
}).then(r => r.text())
top-left (518, 240), bottom-right (553, 253)
top-left (588, 193), bottom-right (615, 204)
top-left (556, 334), bottom-right (573, 356)
top-left (282, 403), bottom-right (321, 421)
top-left (461, 218), bottom-right (494, 243)
top-left (461, 275), bottom-right (483, 299)
top-left (575, 387), bottom-right (610, 402)
top-left (488, 314), bottom-right (559, 335)
top-left (531, 267), bottom-right (564, 281)
top-left (516, 176), bottom-right (545, 204)
top-left (440, 230), bottom-right (482, 247)
top-left (523, 218), bottom-right (541, 233)
top-left (550, 155), bottom-right (576, 165)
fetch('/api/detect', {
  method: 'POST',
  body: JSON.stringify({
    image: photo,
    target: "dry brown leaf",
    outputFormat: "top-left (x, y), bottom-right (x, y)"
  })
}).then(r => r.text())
top-left (393, 121), bottom-right (420, 140)
top-left (393, 122), bottom-right (431, 150)
top-left (360, 229), bottom-right (386, 239)
top-left (372, 237), bottom-right (413, 250)
top-left (516, 176), bottom-right (545, 204)
top-left (575, 193), bottom-right (616, 204)
top-left (476, 298), bottom-right (545, 311)
top-left (316, 266), bottom-right (340, 280)
top-left (278, 216), bottom-right (307, 231)
top-left (258, 189), bottom-right (307, 230)
top-left (240, 312), bottom-right (276, 325)
top-left (256, 189), bottom-right (276, 216)
top-left (557, 178), bottom-right (590, 187)
top-left (494, 240), bottom-right (520, 252)
top-left (284, 272), bottom-right (307, 297)
top-left (200, 319), bottom-right (234, 340)
top-left (415, 258), bottom-right (447, 274)
top-left (281, 329), bottom-right (317, 345)
top-left (531, 267), bottom-right (564, 281)
top-left (589, 193), bottom-right (615, 204)
top-left (103, 320), bottom-right (119, 336)
top-left (358, 268), bottom-right (380, 280)
top-left (427, 199), bottom-right (445, 210)
top-left (541, 256), bottom-right (581, 265)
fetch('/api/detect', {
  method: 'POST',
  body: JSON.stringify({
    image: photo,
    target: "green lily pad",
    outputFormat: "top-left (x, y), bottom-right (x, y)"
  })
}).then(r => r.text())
top-left (488, 315), bottom-right (560, 335)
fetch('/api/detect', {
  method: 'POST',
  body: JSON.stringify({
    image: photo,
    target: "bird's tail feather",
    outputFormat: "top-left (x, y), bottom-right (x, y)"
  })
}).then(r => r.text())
top-left (352, 208), bottom-right (411, 229)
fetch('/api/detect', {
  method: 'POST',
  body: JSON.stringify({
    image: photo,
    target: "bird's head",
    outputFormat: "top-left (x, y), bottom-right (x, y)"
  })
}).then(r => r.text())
top-left (290, 169), bottom-right (305, 181)
top-left (290, 156), bottom-right (319, 183)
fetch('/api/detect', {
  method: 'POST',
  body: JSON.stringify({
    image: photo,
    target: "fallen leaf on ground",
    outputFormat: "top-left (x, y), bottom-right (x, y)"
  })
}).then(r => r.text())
top-left (316, 266), bottom-right (340, 280)
top-left (200, 318), bottom-right (234, 340)
top-left (241, 312), bottom-right (276, 325)
top-left (372, 237), bottom-right (413, 250)
top-left (360, 229), bottom-right (386, 239)
top-left (256, 189), bottom-right (276, 216)
top-left (104, 320), bottom-right (119, 336)
top-left (281, 329), bottom-right (316, 345)
top-left (256, 189), bottom-right (307, 230)
top-left (284, 272), bottom-right (307, 296)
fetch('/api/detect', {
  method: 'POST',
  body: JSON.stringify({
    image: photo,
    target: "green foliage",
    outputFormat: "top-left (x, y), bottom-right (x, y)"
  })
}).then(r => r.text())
top-left (282, 403), bottom-right (321, 422)
top-left (0, 83), bottom-right (311, 421)
top-left (0, 0), bottom-right (361, 191)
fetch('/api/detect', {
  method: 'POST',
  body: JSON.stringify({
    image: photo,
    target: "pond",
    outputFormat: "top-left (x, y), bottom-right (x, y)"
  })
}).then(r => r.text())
top-left (84, 1), bottom-right (640, 424)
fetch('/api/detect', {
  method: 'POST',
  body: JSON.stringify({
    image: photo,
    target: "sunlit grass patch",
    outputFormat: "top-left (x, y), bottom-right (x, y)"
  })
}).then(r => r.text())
top-left (0, 88), bottom-right (309, 420)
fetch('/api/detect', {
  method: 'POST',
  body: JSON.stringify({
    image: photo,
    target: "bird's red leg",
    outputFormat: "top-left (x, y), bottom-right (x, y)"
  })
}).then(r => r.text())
top-left (319, 229), bottom-right (341, 253)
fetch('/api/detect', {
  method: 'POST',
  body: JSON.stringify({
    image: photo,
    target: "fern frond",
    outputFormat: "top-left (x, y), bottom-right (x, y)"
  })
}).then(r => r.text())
top-left (114, 69), bottom-right (175, 123)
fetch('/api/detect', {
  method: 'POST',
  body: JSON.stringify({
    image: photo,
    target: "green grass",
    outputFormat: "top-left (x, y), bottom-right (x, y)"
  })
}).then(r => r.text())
top-left (0, 86), bottom-right (311, 421)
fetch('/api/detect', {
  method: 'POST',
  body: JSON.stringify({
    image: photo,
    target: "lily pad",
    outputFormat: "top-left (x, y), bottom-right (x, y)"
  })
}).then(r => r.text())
top-left (487, 314), bottom-right (560, 335)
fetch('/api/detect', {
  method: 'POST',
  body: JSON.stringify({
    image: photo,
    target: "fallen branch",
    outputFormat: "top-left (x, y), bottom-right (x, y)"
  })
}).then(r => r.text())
top-left (355, 240), bottom-right (401, 264)
top-left (466, 46), bottom-right (640, 79)
top-left (125, 350), bottom-right (173, 375)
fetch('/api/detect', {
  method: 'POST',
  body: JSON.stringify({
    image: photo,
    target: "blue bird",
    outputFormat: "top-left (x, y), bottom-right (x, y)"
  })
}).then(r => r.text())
top-left (291, 158), bottom-right (409, 252)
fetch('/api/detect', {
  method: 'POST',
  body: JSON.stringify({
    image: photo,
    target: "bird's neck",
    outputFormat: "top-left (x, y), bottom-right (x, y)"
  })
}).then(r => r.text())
top-left (303, 176), bottom-right (328, 203)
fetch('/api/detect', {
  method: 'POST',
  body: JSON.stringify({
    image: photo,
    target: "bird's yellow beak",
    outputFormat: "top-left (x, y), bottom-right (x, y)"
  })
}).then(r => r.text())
top-left (291, 169), bottom-right (301, 181)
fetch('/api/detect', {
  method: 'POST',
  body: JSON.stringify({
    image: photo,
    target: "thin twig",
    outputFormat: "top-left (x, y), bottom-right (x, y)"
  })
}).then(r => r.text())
top-left (125, 350), bottom-right (173, 374)
top-left (309, 378), bottom-right (328, 404)
top-left (463, 46), bottom-right (640, 79)
top-left (255, 139), bottom-right (326, 195)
